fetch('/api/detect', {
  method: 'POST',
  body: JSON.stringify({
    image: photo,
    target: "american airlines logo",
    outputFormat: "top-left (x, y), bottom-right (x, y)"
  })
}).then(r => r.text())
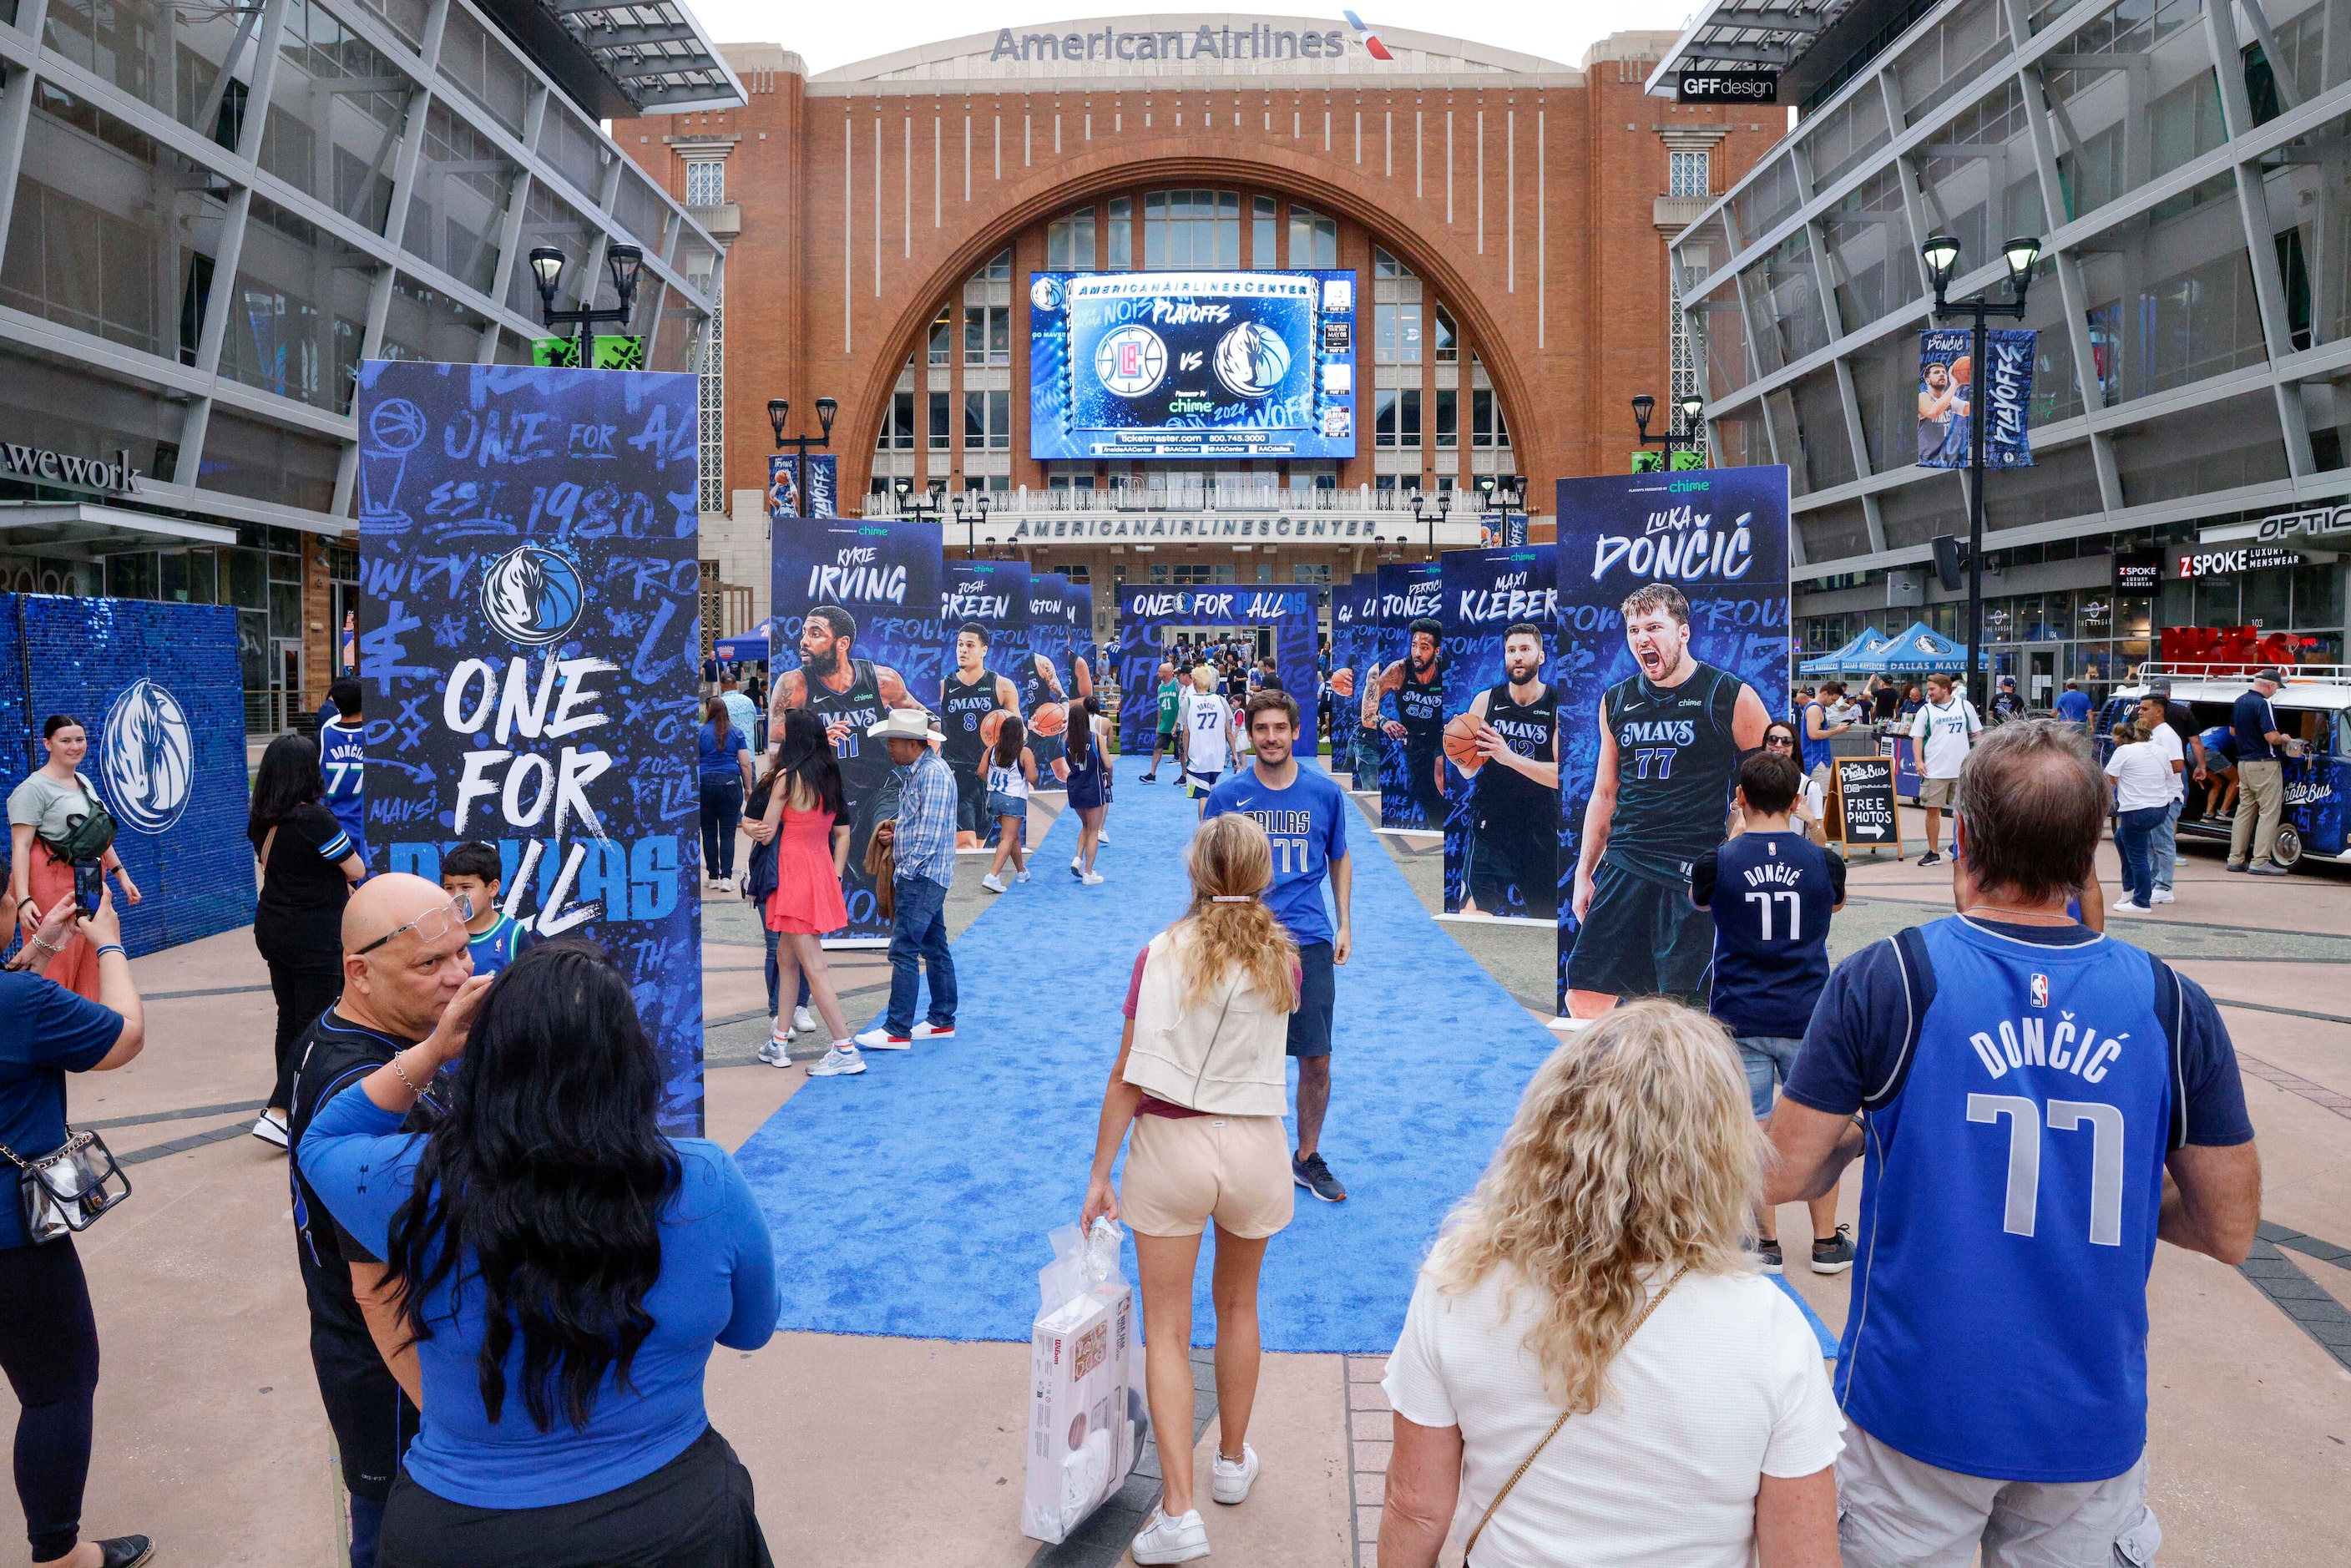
top-left (1344, 10), bottom-right (1393, 60)
top-left (2, 441), bottom-right (143, 496)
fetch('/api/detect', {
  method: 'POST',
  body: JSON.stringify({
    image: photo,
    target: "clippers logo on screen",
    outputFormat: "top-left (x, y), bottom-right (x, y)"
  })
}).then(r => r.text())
top-left (1097, 326), bottom-right (1169, 397)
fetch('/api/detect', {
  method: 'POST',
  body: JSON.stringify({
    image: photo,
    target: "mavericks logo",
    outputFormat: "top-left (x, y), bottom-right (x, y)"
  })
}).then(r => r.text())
top-left (99, 679), bottom-right (194, 834)
top-left (479, 544), bottom-right (586, 646)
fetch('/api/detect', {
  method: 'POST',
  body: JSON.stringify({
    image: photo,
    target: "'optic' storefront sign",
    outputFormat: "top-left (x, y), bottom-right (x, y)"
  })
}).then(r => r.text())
top-left (2252, 501), bottom-right (2351, 543)
top-left (988, 22), bottom-right (1356, 63)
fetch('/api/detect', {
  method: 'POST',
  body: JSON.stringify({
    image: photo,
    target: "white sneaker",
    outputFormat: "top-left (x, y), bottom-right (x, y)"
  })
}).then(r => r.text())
top-left (1082, 872), bottom-right (1105, 886)
top-left (852, 1026), bottom-right (913, 1050)
top-left (792, 1005), bottom-right (817, 1034)
top-left (2151, 888), bottom-right (2176, 904)
top-left (1211, 1443), bottom-right (1259, 1505)
top-left (806, 1044), bottom-right (866, 1076)
top-left (756, 1038), bottom-right (786, 1066)
top-left (250, 1110), bottom-right (290, 1148)
top-left (1015, 867), bottom-right (1032, 883)
top-left (911, 1021), bottom-right (955, 1040)
top-left (981, 873), bottom-right (1007, 893)
top-left (1130, 1505), bottom-right (1209, 1564)
top-left (1070, 857), bottom-right (1084, 878)
top-left (1097, 829), bottom-right (1110, 845)
top-left (2111, 897), bottom-right (2147, 913)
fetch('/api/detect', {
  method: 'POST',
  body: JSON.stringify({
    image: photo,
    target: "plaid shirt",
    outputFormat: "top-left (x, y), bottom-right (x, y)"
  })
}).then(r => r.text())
top-left (892, 748), bottom-right (958, 888)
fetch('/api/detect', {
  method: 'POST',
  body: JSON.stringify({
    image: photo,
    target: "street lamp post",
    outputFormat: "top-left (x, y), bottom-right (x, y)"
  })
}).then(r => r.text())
top-left (1631, 392), bottom-right (1706, 467)
top-left (1471, 473), bottom-right (1529, 543)
top-left (894, 477), bottom-right (945, 524)
top-left (1410, 488), bottom-right (1452, 560)
top-left (766, 397), bottom-right (840, 466)
top-left (951, 488), bottom-right (994, 558)
top-left (527, 245), bottom-right (645, 356)
top-left (1921, 232), bottom-right (2041, 710)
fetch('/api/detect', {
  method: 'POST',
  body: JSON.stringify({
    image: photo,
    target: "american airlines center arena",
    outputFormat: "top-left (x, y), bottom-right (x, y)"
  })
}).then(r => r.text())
top-left (614, 18), bottom-right (1785, 640)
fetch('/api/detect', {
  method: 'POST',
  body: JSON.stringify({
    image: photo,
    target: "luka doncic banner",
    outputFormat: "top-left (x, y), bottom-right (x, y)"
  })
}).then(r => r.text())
top-left (1367, 561), bottom-right (1443, 832)
top-left (1919, 328), bottom-right (2036, 469)
top-left (354, 361), bottom-right (706, 1133)
top-left (766, 453), bottom-right (841, 520)
top-left (1114, 587), bottom-right (1317, 753)
top-left (1553, 466), bottom-right (1790, 1022)
top-left (1440, 547), bottom-right (1560, 923)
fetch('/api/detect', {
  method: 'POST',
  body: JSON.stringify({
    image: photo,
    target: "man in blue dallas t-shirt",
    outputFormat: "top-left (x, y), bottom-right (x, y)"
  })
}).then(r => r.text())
top-left (1202, 689), bottom-right (1353, 1204)
top-left (1690, 749), bottom-right (1850, 1276)
top-left (1767, 721), bottom-right (2259, 1567)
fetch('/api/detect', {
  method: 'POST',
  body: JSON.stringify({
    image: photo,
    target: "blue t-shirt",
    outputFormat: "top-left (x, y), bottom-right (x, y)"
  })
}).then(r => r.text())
top-left (467, 913), bottom-right (534, 978)
top-left (1201, 763), bottom-right (1349, 947)
top-left (2231, 689), bottom-right (2279, 761)
top-left (319, 716), bottom-right (368, 853)
top-left (1691, 832), bottom-right (1845, 1039)
top-left (2198, 726), bottom-right (2238, 766)
top-left (0, 973), bottom-right (124, 1249)
top-left (298, 1085), bottom-right (780, 1510)
top-left (1786, 916), bottom-right (2251, 1482)
top-left (2055, 690), bottom-right (2091, 724)
top-left (696, 721), bottom-right (749, 781)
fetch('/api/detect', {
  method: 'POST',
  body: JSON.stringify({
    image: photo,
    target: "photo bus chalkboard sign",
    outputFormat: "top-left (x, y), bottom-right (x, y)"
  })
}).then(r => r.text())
top-left (1830, 756), bottom-right (1903, 857)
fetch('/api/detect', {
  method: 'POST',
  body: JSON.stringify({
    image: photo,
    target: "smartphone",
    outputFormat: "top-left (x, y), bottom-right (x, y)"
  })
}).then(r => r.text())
top-left (73, 860), bottom-right (103, 918)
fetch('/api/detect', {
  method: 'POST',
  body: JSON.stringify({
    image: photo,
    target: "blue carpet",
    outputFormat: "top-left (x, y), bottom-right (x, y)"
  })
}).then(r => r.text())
top-left (732, 755), bottom-right (1835, 1358)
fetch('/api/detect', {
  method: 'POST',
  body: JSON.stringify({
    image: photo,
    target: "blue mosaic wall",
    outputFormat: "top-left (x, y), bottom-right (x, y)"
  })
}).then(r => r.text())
top-left (0, 596), bottom-right (253, 956)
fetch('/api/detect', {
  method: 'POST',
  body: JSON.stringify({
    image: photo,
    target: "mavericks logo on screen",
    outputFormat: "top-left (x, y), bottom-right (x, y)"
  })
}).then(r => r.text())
top-left (99, 679), bottom-right (195, 834)
top-left (480, 544), bottom-right (587, 646)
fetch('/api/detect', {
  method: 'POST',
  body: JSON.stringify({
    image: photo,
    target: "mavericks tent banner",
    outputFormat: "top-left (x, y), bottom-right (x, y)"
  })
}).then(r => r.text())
top-left (1918, 327), bottom-right (2035, 470)
top-left (771, 519), bottom-right (943, 942)
top-left (353, 361), bottom-right (707, 1133)
top-left (1439, 546), bottom-right (1560, 923)
top-left (1553, 466), bottom-right (1790, 1021)
top-left (1366, 560), bottom-right (1443, 832)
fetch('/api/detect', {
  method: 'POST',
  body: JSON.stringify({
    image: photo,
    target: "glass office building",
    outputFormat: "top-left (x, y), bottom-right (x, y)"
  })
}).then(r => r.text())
top-left (0, 0), bottom-right (735, 729)
top-left (1659, 0), bottom-right (2351, 704)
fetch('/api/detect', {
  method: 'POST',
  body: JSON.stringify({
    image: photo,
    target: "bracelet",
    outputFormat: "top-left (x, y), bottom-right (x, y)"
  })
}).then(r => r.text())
top-left (388, 1050), bottom-right (424, 1098)
top-left (24, 935), bottom-right (58, 956)
top-left (93, 944), bottom-right (124, 961)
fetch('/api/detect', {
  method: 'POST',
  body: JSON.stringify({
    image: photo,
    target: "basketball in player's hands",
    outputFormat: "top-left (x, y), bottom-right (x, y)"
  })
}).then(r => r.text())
top-left (1029, 702), bottom-right (1068, 737)
top-left (1949, 355), bottom-right (1972, 386)
top-left (1443, 713), bottom-right (1488, 776)
top-left (1330, 668), bottom-right (1356, 698)
top-left (980, 711), bottom-right (1009, 748)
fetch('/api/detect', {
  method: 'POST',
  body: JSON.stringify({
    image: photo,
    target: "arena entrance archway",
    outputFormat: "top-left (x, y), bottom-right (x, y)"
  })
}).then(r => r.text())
top-left (1115, 586), bottom-right (1317, 753)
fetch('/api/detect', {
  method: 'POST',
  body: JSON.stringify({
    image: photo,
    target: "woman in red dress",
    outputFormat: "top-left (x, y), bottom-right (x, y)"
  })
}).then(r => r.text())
top-left (745, 709), bottom-right (861, 1076)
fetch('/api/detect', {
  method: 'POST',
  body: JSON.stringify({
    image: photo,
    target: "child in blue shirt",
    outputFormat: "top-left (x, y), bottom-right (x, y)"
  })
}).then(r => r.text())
top-left (440, 842), bottom-right (534, 977)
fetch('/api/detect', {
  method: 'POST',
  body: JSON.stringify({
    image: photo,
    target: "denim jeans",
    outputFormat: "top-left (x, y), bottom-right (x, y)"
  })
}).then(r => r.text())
top-left (2151, 797), bottom-right (2182, 891)
top-left (2115, 805), bottom-right (2168, 907)
top-left (699, 775), bottom-right (743, 879)
top-left (885, 874), bottom-right (956, 1034)
top-left (761, 923), bottom-right (811, 1019)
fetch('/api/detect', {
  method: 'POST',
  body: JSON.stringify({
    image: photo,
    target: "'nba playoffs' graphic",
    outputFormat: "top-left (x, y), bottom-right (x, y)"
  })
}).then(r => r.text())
top-left (1030, 271), bottom-right (1358, 459)
top-left (1439, 548), bottom-right (1560, 922)
top-left (772, 521), bottom-right (942, 940)
top-left (1364, 561), bottom-right (1444, 832)
top-left (355, 361), bottom-right (707, 1134)
top-left (1554, 467), bottom-right (1791, 1019)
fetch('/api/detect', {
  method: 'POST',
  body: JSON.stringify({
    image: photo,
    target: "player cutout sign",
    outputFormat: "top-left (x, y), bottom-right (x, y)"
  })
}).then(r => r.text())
top-left (1438, 546), bottom-right (1560, 923)
top-left (1365, 561), bottom-right (1443, 832)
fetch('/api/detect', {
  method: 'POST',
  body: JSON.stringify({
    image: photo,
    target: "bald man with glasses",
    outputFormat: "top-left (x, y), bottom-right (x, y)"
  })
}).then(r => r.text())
top-left (286, 873), bottom-right (493, 1568)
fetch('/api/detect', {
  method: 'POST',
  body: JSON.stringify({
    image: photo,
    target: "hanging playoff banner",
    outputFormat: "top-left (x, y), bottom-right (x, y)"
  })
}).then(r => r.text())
top-left (1440, 546), bottom-right (1560, 923)
top-left (766, 453), bottom-right (841, 520)
top-left (355, 361), bottom-right (706, 1133)
top-left (1365, 561), bottom-right (1443, 832)
top-left (1919, 328), bottom-right (2036, 469)
top-left (771, 520), bottom-right (943, 942)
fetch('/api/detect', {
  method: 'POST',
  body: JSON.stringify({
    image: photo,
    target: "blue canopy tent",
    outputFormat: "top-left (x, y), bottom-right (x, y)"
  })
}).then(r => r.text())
top-left (714, 620), bottom-right (777, 664)
top-left (1798, 626), bottom-right (1895, 675)
top-left (1853, 621), bottom-right (1969, 675)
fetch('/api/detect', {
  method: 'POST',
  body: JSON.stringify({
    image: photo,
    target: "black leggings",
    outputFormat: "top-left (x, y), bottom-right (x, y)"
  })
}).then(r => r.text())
top-left (260, 937), bottom-right (341, 1111)
top-left (0, 1241), bottom-right (102, 1562)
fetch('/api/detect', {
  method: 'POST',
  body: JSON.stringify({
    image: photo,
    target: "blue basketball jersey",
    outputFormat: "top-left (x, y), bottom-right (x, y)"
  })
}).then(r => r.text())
top-left (318, 718), bottom-right (367, 854)
top-left (467, 913), bottom-right (533, 978)
top-left (1838, 916), bottom-right (2184, 1482)
top-left (1700, 832), bottom-right (1838, 1039)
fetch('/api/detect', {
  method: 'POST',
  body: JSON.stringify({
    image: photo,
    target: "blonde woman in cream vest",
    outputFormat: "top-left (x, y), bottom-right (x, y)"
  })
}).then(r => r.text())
top-left (1081, 812), bottom-right (1300, 1565)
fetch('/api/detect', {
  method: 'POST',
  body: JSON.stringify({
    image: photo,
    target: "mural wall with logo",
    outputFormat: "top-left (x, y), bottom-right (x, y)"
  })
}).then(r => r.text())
top-left (0, 596), bottom-right (252, 955)
top-left (354, 361), bottom-right (707, 1134)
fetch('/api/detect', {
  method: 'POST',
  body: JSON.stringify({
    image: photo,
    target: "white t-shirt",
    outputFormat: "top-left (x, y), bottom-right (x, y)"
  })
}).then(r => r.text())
top-left (1382, 1264), bottom-right (1843, 1568)
top-left (1909, 697), bottom-right (1982, 779)
top-left (2106, 740), bottom-right (2177, 812)
top-left (1180, 690), bottom-right (1233, 774)
top-left (2144, 721), bottom-right (2185, 801)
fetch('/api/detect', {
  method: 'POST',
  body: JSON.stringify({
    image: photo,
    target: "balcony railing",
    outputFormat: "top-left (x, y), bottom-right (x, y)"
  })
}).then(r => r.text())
top-left (861, 479), bottom-right (1507, 519)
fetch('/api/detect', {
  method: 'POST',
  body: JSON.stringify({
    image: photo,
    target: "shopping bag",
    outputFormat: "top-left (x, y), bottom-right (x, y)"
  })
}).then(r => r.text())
top-left (1021, 1218), bottom-right (1145, 1544)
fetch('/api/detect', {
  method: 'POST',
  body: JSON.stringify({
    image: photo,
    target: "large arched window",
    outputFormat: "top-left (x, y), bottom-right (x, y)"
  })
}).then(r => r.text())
top-left (1144, 190), bottom-right (1239, 269)
top-left (1288, 205), bottom-right (1337, 267)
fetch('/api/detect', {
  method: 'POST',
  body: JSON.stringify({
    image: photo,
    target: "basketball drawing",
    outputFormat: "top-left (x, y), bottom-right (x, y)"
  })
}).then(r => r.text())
top-left (1443, 712), bottom-right (1487, 776)
top-left (1330, 668), bottom-right (1356, 698)
top-left (980, 711), bottom-right (1009, 749)
top-left (1029, 702), bottom-right (1068, 737)
top-left (1949, 355), bottom-right (1972, 386)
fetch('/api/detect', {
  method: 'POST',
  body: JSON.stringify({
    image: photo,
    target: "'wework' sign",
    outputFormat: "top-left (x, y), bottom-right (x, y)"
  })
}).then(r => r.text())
top-left (1, 442), bottom-right (144, 497)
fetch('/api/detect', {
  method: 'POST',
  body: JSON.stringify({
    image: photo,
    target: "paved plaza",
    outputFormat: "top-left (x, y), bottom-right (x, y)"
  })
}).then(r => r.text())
top-left (7, 788), bottom-right (2347, 1567)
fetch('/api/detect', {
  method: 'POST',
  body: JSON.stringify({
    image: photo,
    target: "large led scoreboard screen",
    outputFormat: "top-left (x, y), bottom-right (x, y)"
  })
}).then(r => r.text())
top-left (1029, 270), bottom-right (1358, 460)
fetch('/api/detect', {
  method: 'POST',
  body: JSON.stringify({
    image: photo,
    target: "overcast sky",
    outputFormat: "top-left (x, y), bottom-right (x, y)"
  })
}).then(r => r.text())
top-left (683, 2), bottom-right (1699, 75)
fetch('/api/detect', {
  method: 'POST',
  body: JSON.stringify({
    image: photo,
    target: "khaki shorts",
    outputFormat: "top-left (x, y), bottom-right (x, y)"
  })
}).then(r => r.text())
top-left (1837, 1424), bottom-right (2159, 1568)
top-left (1121, 1112), bottom-right (1294, 1240)
top-left (1919, 776), bottom-right (1958, 809)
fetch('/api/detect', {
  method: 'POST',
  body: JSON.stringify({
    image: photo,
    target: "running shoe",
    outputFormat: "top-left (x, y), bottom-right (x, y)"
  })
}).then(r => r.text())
top-left (1098, 829), bottom-right (1111, 844)
top-left (2248, 862), bottom-right (2289, 877)
top-left (981, 873), bottom-right (1007, 893)
top-left (1083, 872), bottom-right (1106, 886)
top-left (807, 1044), bottom-right (866, 1077)
top-left (1752, 1238), bottom-right (1784, 1275)
top-left (1292, 1151), bottom-right (1347, 1202)
top-left (756, 1037), bottom-right (788, 1066)
top-left (1211, 1443), bottom-right (1259, 1505)
top-left (1130, 1505), bottom-right (1209, 1565)
top-left (1015, 867), bottom-right (1033, 883)
top-left (852, 1026), bottom-right (913, 1050)
top-left (2151, 888), bottom-right (2176, 904)
top-left (2111, 897), bottom-right (2148, 913)
top-left (912, 1021), bottom-right (955, 1040)
top-left (250, 1110), bottom-right (290, 1149)
top-left (1811, 1225), bottom-right (1857, 1275)
top-left (1915, 851), bottom-right (1944, 867)
top-left (2226, 862), bottom-right (2249, 873)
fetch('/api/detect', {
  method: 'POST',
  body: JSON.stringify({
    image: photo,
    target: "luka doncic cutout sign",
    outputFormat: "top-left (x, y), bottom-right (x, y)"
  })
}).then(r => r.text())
top-left (354, 361), bottom-right (707, 1135)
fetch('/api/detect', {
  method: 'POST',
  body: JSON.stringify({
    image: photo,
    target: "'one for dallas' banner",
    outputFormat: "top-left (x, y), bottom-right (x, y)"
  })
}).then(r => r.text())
top-left (353, 361), bottom-right (706, 1132)
top-left (1918, 328), bottom-right (2035, 469)
top-left (1553, 466), bottom-right (1789, 1021)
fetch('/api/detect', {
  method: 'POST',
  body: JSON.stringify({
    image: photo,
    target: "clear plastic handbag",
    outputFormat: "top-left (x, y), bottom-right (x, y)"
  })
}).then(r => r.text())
top-left (3, 1129), bottom-right (131, 1244)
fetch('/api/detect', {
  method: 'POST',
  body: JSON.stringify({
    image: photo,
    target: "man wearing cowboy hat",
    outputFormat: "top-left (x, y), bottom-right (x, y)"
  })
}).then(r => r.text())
top-left (857, 708), bottom-right (961, 1050)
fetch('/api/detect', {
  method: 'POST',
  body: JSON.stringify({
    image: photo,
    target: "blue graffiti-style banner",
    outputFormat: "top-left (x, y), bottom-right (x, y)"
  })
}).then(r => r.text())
top-left (766, 453), bottom-right (840, 521)
top-left (771, 520), bottom-right (944, 940)
top-left (1441, 547), bottom-right (1560, 919)
top-left (1553, 466), bottom-right (1791, 1014)
top-left (1115, 587), bottom-right (1317, 753)
top-left (1332, 573), bottom-right (1380, 786)
top-left (1371, 561), bottom-right (1443, 830)
top-left (355, 361), bottom-right (706, 1133)
top-left (1919, 327), bottom-right (2036, 470)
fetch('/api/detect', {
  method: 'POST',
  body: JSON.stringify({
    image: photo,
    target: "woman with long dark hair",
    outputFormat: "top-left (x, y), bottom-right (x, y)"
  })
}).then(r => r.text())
top-left (980, 716), bottom-right (1037, 894)
top-left (698, 695), bottom-right (754, 892)
top-left (8, 715), bottom-right (143, 1002)
top-left (743, 710), bottom-right (859, 1076)
top-left (297, 942), bottom-right (780, 1568)
top-left (1062, 696), bottom-right (1112, 884)
top-left (247, 733), bottom-right (365, 1146)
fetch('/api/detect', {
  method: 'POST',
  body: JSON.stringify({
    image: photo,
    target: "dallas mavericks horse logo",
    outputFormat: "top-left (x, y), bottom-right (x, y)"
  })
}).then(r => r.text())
top-left (1213, 321), bottom-right (1291, 399)
top-left (478, 544), bottom-right (585, 646)
top-left (99, 680), bottom-right (194, 834)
